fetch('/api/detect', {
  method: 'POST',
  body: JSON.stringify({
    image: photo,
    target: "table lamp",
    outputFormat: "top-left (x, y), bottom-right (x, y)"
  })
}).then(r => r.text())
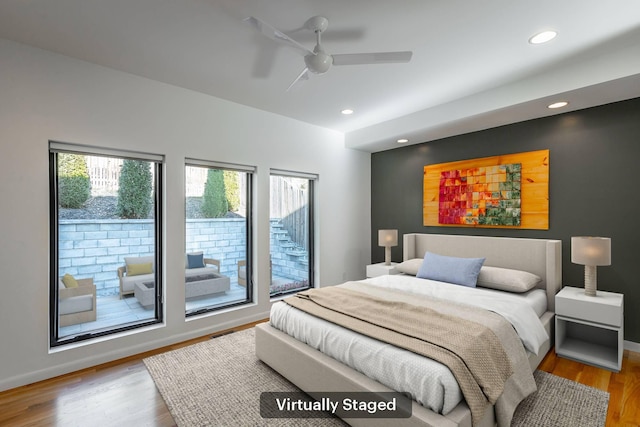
top-left (378, 229), bottom-right (398, 266)
top-left (571, 236), bottom-right (611, 296)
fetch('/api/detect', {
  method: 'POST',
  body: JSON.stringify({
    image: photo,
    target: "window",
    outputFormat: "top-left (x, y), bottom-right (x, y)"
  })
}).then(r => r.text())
top-left (185, 160), bottom-right (254, 316)
top-left (49, 142), bottom-right (163, 346)
top-left (269, 170), bottom-right (316, 297)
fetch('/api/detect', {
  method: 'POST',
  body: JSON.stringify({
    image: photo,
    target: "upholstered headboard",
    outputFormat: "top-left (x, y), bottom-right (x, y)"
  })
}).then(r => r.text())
top-left (403, 233), bottom-right (562, 311)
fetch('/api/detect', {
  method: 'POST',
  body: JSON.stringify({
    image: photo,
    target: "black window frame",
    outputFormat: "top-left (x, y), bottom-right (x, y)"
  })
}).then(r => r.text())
top-left (269, 170), bottom-right (316, 298)
top-left (49, 143), bottom-right (164, 347)
top-left (184, 160), bottom-right (255, 317)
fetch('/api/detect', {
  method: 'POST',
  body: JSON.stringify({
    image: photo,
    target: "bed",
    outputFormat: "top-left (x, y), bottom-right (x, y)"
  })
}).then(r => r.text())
top-left (255, 233), bottom-right (562, 427)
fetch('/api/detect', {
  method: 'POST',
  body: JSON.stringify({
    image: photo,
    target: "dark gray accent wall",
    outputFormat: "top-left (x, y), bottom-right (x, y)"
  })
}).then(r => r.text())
top-left (371, 97), bottom-right (640, 343)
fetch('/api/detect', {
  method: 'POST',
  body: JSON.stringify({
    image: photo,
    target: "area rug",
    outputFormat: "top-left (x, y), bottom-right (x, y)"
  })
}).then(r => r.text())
top-left (512, 370), bottom-right (609, 427)
top-left (144, 328), bottom-right (609, 427)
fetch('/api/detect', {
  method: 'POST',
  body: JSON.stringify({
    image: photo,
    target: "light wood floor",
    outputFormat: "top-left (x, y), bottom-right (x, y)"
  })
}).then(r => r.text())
top-left (1, 323), bottom-right (638, 427)
top-left (538, 348), bottom-right (640, 427)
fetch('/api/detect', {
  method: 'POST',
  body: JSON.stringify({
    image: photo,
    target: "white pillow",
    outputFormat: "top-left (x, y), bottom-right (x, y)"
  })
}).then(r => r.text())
top-left (395, 258), bottom-right (423, 276)
top-left (476, 266), bottom-right (541, 293)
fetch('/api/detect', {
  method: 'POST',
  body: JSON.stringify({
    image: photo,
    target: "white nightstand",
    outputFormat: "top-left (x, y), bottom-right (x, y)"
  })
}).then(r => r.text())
top-left (555, 286), bottom-right (623, 372)
top-left (366, 262), bottom-right (400, 278)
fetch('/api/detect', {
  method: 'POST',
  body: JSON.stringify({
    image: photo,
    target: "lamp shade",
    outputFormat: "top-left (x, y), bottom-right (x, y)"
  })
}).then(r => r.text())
top-left (378, 229), bottom-right (398, 247)
top-left (571, 236), bottom-right (611, 266)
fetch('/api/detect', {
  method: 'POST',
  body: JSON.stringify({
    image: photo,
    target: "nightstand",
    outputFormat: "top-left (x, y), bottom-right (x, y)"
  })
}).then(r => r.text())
top-left (555, 286), bottom-right (623, 372)
top-left (366, 262), bottom-right (400, 278)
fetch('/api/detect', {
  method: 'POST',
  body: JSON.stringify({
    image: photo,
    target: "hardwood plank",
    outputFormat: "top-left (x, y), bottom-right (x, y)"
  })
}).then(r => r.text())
top-left (617, 350), bottom-right (640, 427)
top-left (1, 325), bottom-right (638, 427)
top-left (539, 347), bottom-right (640, 427)
top-left (0, 320), bottom-right (267, 427)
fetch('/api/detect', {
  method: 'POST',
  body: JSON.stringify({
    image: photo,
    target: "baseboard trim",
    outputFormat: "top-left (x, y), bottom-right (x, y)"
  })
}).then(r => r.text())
top-left (624, 340), bottom-right (640, 353)
top-left (0, 310), bottom-right (270, 393)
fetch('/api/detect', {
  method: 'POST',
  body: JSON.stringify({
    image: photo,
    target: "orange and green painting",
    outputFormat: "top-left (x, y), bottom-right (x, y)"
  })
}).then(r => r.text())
top-left (438, 164), bottom-right (521, 226)
top-left (423, 150), bottom-right (549, 230)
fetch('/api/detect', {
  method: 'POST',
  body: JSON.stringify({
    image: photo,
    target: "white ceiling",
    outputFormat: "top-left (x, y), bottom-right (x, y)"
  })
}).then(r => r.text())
top-left (1, 0), bottom-right (639, 152)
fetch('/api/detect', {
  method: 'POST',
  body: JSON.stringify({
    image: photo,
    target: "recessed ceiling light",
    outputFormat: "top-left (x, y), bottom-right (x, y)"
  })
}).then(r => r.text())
top-left (548, 101), bottom-right (568, 109)
top-left (397, 138), bottom-right (409, 143)
top-left (341, 109), bottom-right (354, 115)
top-left (529, 30), bottom-right (557, 44)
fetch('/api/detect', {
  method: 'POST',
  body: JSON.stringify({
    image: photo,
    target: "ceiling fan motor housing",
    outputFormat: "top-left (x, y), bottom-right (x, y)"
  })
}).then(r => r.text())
top-left (304, 16), bottom-right (329, 33)
top-left (305, 51), bottom-right (333, 74)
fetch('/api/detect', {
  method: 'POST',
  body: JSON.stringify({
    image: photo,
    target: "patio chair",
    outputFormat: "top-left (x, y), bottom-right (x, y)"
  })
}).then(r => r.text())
top-left (238, 260), bottom-right (247, 287)
top-left (237, 259), bottom-right (271, 287)
top-left (59, 277), bottom-right (97, 327)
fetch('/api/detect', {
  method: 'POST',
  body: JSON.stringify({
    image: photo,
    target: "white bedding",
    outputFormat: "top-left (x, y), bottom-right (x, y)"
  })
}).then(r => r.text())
top-left (363, 275), bottom-right (549, 354)
top-left (269, 275), bottom-right (549, 416)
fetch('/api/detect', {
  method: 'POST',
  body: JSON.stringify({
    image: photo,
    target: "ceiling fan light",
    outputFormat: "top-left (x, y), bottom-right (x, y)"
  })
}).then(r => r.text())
top-left (305, 52), bottom-right (333, 74)
top-left (529, 30), bottom-right (557, 44)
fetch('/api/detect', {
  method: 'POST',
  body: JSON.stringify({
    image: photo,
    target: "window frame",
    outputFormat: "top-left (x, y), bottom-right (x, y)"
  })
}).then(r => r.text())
top-left (49, 142), bottom-right (164, 347)
top-left (184, 159), bottom-right (255, 317)
top-left (269, 169), bottom-right (316, 298)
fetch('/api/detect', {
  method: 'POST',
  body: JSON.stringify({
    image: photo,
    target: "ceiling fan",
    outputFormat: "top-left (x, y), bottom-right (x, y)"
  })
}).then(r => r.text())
top-left (245, 15), bottom-right (413, 91)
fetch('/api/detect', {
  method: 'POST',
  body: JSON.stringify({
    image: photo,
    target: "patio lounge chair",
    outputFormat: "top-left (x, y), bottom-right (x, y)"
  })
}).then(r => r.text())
top-left (59, 277), bottom-right (97, 327)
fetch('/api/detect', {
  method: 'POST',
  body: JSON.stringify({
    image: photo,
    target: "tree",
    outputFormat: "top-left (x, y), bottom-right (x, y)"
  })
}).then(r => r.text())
top-left (224, 170), bottom-right (240, 213)
top-left (117, 160), bottom-right (152, 219)
top-left (58, 153), bottom-right (91, 208)
top-left (201, 169), bottom-right (228, 218)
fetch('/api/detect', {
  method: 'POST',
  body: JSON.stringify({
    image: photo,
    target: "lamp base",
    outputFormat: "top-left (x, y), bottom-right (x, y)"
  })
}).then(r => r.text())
top-left (384, 247), bottom-right (392, 266)
top-left (584, 265), bottom-right (597, 297)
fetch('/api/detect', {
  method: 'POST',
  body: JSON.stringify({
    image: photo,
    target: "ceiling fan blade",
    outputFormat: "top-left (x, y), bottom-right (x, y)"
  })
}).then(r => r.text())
top-left (244, 17), bottom-right (315, 57)
top-left (332, 51), bottom-right (413, 66)
top-left (286, 67), bottom-right (310, 92)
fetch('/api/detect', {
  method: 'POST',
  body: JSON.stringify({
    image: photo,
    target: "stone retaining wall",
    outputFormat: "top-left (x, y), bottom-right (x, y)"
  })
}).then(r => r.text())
top-left (59, 218), bottom-right (309, 296)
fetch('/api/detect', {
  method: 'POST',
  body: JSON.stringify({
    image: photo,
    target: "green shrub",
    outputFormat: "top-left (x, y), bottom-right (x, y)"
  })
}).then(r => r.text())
top-left (117, 159), bottom-right (152, 219)
top-left (201, 169), bottom-right (228, 218)
top-left (58, 154), bottom-right (91, 208)
top-left (224, 170), bottom-right (240, 212)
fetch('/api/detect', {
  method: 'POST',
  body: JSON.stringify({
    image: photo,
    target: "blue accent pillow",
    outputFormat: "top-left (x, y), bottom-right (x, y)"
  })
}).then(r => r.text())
top-left (187, 253), bottom-right (205, 269)
top-left (416, 252), bottom-right (485, 287)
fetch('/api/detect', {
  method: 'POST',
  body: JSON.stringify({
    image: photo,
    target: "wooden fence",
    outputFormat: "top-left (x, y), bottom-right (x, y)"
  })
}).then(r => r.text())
top-left (84, 158), bottom-right (306, 246)
top-left (86, 157), bottom-right (122, 196)
top-left (270, 177), bottom-right (309, 250)
top-left (86, 157), bottom-right (205, 197)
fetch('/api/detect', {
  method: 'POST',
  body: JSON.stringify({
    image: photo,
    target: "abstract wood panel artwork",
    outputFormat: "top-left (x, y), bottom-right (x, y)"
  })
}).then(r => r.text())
top-left (424, 150), bottom-right (549, 229)
top-left (439, 163), bottom-right (522, 226)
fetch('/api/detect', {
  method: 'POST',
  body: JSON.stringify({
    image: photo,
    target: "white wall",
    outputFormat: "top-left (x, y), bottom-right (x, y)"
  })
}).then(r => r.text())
top-left (0, 39), bottom-right (371, 391)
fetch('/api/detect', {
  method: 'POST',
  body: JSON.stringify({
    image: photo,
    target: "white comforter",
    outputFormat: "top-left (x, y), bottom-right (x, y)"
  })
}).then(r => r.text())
top-left (363, 275), bottom-right (549, 355)
top-left (270, 275), bottom-right (548, 415)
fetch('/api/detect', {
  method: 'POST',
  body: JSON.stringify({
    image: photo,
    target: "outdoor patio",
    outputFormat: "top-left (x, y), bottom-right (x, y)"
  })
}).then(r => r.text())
top-left (59, 280), bottom-right (248, 337)
top-left (59, 275), bottom-right (297, 338)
